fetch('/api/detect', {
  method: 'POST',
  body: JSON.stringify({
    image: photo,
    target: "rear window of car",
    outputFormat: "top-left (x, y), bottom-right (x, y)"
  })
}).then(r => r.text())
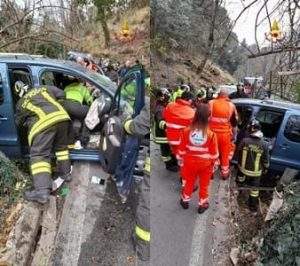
top-left (284, 115), bottom-right (300, 143)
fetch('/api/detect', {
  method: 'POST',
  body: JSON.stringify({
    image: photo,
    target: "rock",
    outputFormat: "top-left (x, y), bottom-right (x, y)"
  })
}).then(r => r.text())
top-left (0, 202), bottom-right (42, 266)
top-left (31, 196), bottom-right (57, 266)
top-left (230, 247), bottom-right (239, 265)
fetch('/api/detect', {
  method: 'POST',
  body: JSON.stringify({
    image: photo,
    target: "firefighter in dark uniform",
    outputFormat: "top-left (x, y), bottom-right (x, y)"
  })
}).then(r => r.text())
top-left (153, 88), bottom-right (178, 172)
top-left (14, 81), bottom-right (72, 204)
top-left (236, 119), bottom-right (270, 212)
top-left (124, 97), bottom-right (150, 261)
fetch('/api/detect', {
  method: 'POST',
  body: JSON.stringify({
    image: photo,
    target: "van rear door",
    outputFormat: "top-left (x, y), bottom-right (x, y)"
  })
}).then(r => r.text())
top-left (271, 110), bottom-right (300, 171)
top-left (0, 63), bottom-right (21, 157)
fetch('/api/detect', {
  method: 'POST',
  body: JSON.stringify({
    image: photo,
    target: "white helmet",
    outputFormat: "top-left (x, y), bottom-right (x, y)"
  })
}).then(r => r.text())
top-left (14, 81), bottom-right (29, 98)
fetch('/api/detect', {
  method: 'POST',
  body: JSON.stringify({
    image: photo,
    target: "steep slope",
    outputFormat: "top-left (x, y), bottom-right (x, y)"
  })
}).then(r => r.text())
top-left (151, 49), bottom-right (235, 88)
top-left (81, 6), bottom-right (149, 67)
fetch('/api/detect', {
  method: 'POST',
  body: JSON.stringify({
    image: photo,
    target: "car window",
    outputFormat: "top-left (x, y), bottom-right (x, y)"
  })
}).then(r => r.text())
top-left (116, 75), bottom-right (137, 119)
top-left (9, 68), bottom-right (32, 89)
top-left (236, 105), bottom-right (252, 129)
top-left (256, 109), bottom-right (284, 138)
top-left (284, 115), bottom-right (300, 143)
top-left (256, 110), bottom-right (283, 124)
top-left (41, 71), bottom-right (56, 86)
top-left (0, 73), bottom-right (3, 105)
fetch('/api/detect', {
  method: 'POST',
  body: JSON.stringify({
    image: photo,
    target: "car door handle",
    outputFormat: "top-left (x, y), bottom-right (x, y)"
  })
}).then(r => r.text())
top-left (279, 143), bottom-right (289, 150)
top-left (0, 117), bottom-right (8, 121)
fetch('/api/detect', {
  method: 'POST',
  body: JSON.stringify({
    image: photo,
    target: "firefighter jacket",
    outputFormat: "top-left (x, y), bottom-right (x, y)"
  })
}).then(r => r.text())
top-left (237, 133), bottom-right (270, 177)
top-left (64, 82), bottom-right (93, 105)
top-left (15, 86), bottom-right (70, 146)
top-left (163, 99), bottom-right (195, 146)
top-left (177, 127), bottom-right (219, 165)
top-left (153, 100), bottom-right (168, 144)
top-left (209, 95), bottom-right (238, 133)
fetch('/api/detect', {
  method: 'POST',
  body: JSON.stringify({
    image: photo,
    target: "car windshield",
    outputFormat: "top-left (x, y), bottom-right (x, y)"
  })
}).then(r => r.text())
top-left (62, 60), bottom-right (117, 94)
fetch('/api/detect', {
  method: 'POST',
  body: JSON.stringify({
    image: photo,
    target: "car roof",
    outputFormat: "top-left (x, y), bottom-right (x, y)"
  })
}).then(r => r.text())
top-left (0, 57), bottom-right (117, 94)
top-left (232, 98), bottom-right (300, 111)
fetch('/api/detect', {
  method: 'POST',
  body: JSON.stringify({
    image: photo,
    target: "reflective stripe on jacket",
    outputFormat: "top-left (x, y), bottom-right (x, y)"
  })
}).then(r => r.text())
top-left (209, 96), bottom-right (237, 133)
top-left (16, 87), bottom-right (70, 146)
top-left (237, 136), bottom-right (270, 177)
top-left (153, 102), bottom-right (168, 144)
top-left (164, 99), bottom-right (195, 145)
top-left (177, 127), bottom-right (218, 162)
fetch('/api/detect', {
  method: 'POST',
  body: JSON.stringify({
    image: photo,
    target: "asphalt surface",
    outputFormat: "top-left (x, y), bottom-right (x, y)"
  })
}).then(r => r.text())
top-left (50, 161), bottom-right (142, 266)
top-left (151, 142), bottom-right (228, 266)
top-left (78, 176), bottom-right (138, 266)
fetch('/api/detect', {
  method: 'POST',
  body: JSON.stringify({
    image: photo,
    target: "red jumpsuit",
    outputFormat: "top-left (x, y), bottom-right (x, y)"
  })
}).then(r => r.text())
top-left (209, 96), bottom-right (237, 179)
top-left (178, 127), bottom-right (218, 206)
top-left (163, 99), bottom-right (195, 156)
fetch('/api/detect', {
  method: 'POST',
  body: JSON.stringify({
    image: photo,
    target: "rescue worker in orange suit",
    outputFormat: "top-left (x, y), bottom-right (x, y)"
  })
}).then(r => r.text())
top-left (178, 104), bottom-right (218, 213)
top-left (164, 91), bottom-right (195, 158)
top-left (153, 88), bottom-right (178, 172)
top-left (209, 88), bottom-right (238, 179)
top-left (14, 81), bottom-right (71, 204)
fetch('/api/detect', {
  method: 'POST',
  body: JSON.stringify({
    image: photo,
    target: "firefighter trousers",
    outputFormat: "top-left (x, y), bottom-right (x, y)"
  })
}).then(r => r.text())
top-left (181, 157), bottom-right (213, 205)
top-left (237, 170), bottom-right (260, 207)
top-left (215, 131), bottom-right (232, 177)
top-left (134, 164), bottom-right (150, 261)
top-left (160, 143), bottom-right (172, 163)
top-left (30, 121), bottom-right (71, 191)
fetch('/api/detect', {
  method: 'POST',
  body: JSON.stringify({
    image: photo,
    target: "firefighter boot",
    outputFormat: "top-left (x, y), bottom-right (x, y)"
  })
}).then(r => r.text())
top-left (180, 199), bottom-right (189, 209)
top-left (248, 196), bottom-right (259, 212)
top-left (165, 160), bottom-right (179, 172)
top-left (198, 202), bottom-right (209, 214)
top-left (24, 189), bottom-right (50, 204)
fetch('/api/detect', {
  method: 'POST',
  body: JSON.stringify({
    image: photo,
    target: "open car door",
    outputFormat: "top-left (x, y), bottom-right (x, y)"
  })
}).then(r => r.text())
top-left (0, 63), bottom-right (22, 157)
top-left (100, 66), bottom-right (145, 174)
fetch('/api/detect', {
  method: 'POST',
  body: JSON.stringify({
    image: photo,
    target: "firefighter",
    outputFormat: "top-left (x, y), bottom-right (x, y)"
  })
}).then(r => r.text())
top-left (236, 119), bottom-right (270, 212)
top-left (153, 88), bottom-right (178, 172)
top-left (14, 81), bottom-right (71, 204)
top-left (170, 86), bottom-right (184, 102)
top-left (62, 78), bottom-right (94, 148)
top-left (164, 91), bottom-right (195, 157)
top-left (123, 97), bottom-right (150, 261)
top-left (209, 87), bottom-right (238, 179)
top-left (178, 104), bottom-right (218, 213)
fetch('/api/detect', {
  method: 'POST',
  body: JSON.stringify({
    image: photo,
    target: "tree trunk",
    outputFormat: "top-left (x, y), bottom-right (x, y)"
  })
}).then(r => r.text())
top-left (97, 7), bottom-right (110, 48)
top-left (197, 0), bottom-right (219, 74)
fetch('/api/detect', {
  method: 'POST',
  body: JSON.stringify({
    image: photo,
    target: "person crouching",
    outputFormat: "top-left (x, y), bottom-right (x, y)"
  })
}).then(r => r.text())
top-left (178, 104), bottom-right (218, 213)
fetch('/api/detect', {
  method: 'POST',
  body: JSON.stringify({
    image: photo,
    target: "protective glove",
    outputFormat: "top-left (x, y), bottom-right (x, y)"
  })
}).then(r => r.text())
top-left (92, 88), bottom-right (101, 98)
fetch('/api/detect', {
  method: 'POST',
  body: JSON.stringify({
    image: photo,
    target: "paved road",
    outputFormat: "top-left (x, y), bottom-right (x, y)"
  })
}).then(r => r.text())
top-left (52, 162), bottom-right (140, 266)
top-left (151, 143), bottom-right (230, 266)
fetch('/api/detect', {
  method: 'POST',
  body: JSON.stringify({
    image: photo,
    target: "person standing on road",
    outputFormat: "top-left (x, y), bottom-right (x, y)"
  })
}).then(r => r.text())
top-left (123, 97), bottom-right (150, 261)
top-left (236, 119), bottom-right (270, 212)
top-left (164, 91), bottom-right (195, 184)
top-left (14, 82), bottom-right (71, 204)
top-left (209, 88), bottom-right (238, 179)
top-left (164, 91), bottom-right (195, 157)
top-left (153, 88), bottom-right (178, 172)
top-left (229, 83), bottom-right (249, 99)
top-left (178, 104), bottom-right (218, 213)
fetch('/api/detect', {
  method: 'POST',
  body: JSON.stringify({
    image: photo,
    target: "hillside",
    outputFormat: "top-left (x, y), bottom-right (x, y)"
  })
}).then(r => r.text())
top-left (151, 48), bottom-right (235, 88)
top-left (80, 6), bottom-right (150, 67)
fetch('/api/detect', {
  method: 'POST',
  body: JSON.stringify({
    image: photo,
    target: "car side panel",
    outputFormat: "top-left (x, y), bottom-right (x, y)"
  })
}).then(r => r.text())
top-left (271, 110), bottom-right (300, 171)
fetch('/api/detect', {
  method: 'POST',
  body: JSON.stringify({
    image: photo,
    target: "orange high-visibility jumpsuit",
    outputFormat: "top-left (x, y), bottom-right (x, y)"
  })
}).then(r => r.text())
top-left (163, 99), bottom-right (195, 156)
top-left (178, 127), bottom-right (218, 206)
top-left (209, 96), bottom-right (237, 179)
